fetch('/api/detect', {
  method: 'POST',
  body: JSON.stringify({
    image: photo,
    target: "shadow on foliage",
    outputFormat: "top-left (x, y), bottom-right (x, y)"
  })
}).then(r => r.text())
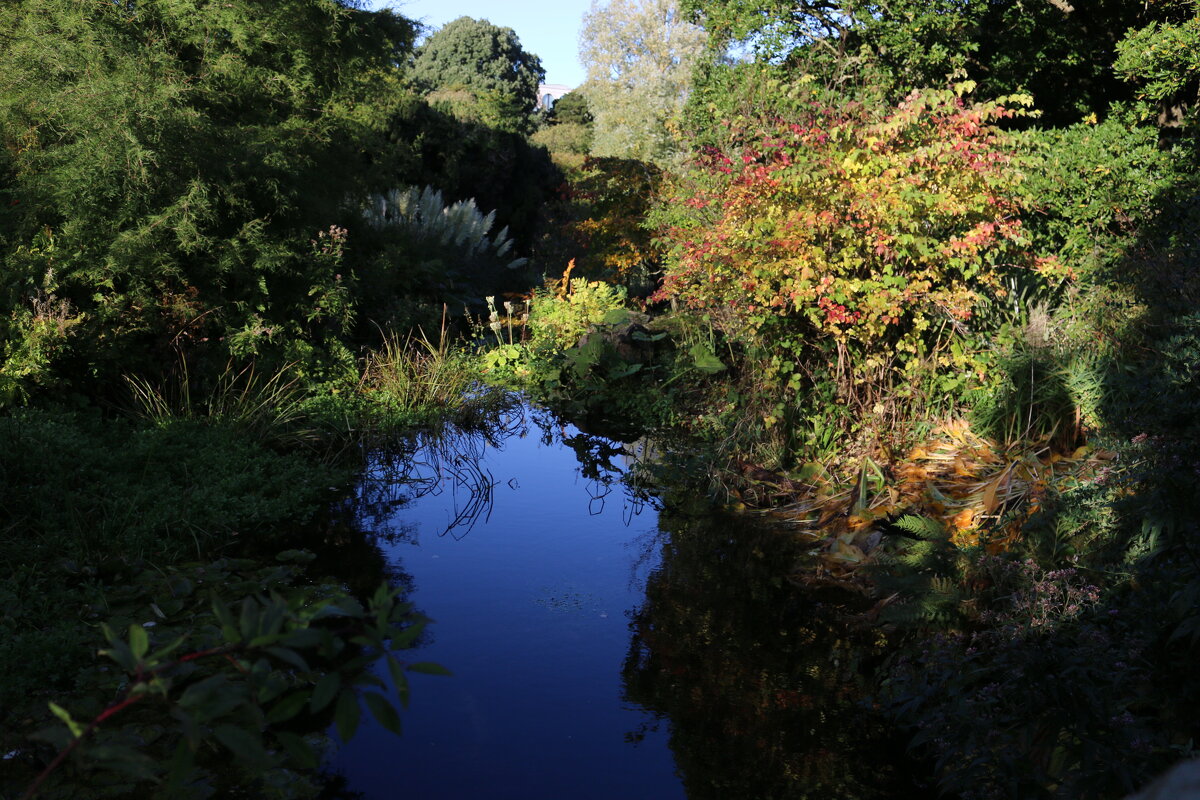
top-left (881, 127), bottom-right (1200, 799)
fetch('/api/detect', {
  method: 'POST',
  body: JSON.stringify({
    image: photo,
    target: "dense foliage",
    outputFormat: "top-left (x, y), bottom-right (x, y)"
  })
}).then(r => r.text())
top-left (5, 0), bottom-right (1200, 794)
top-left (580, 0), bottom-right (707, 164)
top-left (653, 86), bottom-right (1050, 418)
top-left (0, 0), bottom-right (420, 396)
top-left (0, 1), bottom-right (533, 794)
top-left (410, 16), bottom-right (545, 129)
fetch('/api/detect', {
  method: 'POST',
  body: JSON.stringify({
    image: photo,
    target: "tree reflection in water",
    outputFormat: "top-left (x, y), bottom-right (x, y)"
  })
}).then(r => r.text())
top-left (623, 506), bottom-right (928, 799)
top-left (329, 403), bottom-right (929, 797)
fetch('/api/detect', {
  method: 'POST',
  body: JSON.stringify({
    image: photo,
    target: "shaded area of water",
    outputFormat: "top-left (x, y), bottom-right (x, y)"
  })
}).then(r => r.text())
top-left (626, 505), bottom-right (919, 799)
top-left (328, 405), bottom-right (923, 799)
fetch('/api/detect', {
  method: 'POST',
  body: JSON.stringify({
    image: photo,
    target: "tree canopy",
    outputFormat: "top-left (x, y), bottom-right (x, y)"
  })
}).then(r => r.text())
top-left (410, 16), bottom-right (545, 126)
top-left (682, 0), bottom-right (1151, 125)
top-left (0, 0), bottom-right (417, 392)
top-left (579, 0), bottom-right (707, 165)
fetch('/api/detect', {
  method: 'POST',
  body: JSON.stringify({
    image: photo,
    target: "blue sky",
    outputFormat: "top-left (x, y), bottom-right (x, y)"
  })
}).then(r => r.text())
top-left (376, 0), bottom-right (594, 88)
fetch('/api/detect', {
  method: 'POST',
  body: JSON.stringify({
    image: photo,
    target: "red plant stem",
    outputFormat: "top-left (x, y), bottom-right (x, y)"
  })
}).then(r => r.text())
top-left (21, 620), bottom-right (366, 799)
top-left (18, 644), bottom-right (237, 800)
top-left (20, 694), bottom-right (144, 800)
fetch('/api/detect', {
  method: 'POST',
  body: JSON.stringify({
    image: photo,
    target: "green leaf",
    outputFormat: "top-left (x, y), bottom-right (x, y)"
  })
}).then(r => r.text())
top-left (178, 674), bottom-right (244, 720)
top-left (266, 690), bottom-right (311, 724)
top-left (607, 362), bottom-right (643, 379)
top-left (689, 343), bottom-right (726, 374)
top-left (239, 597), bottom-right (260, 641)
top-left (392, 619), bottom-right (426, 648)
top-left (334, 690), bottom-right (361, 741)
top-left (265, 646), bottom-right (310, 672)
top-left (314, 596), bottom-right (364, 619)
top-left (364, 692), bottom-right (402, 736)
top-left (371, 582), bottom-right (396, 611)
top-left (212, 596), bottom-right (241, 643)
top-left (167, 575), bottom-right (195, 598)
top-left (407, 662), bottom-right (453, 677)
top-left (128, 624), bottom-right (149, 661)
top-left (387, 656), bottom-right (411, 708)
top-left (602, 307), bottom-right (631, 325)
top-left (274, 732), bottom-right (319, 769)
top-left (48, 702), bottom-right (84, 739)
top-left (100, 638), bottom-right (137, 672)
top-left (213, 724), bottom-right (268, 765)
top-left (148, 635), bottom-right (187, 664)
top-left (358, 672), bottom-right (387, 690)
top-left (310, 671), bottom-right (341, 713)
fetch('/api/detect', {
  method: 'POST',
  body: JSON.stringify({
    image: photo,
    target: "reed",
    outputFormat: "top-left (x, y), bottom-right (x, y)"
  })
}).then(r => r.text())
top-left (124, 358), bottom-right (315, 448)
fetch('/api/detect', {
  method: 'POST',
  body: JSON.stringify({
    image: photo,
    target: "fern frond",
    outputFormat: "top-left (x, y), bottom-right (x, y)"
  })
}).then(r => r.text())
top-left (894, 514), bottom-right (948, 540)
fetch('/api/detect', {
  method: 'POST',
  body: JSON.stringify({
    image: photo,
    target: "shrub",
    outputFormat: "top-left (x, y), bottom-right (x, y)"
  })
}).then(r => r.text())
top-left (542, 156), bottom-right (664, 291)
top-left (357, 185), bottom-right (530, 321)
top-left (527, 277), bottom-right (629, 353)
top-left (652, 86), bottom-right (1058, 422)
top-left (530, 122), bottom-right (593, 156)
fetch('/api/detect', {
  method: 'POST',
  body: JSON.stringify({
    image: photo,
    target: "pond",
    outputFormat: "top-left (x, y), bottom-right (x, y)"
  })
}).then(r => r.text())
top-left (327, 404), bottom-right (924, 799)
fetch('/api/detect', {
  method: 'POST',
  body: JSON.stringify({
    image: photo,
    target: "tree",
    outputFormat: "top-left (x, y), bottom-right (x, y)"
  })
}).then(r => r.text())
top-left (550, 90), bottom-right (594, 127)
top-left (682, 0), bottom-right (1148, 126)
top-left (410, 17), bottom-right (544, 130)
top-left (854, 0), bottom-right (1145, 126)
top-left (579, 0), bottom-right (707, 165)
top-left (0, 0), bottom-right (417, 395)
top-left (1114, 0), bottom-right (1200, 125)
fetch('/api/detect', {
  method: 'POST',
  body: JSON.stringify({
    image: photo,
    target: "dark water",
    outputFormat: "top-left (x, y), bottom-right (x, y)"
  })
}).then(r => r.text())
top-left (328, 405), bottom-right (920, 799)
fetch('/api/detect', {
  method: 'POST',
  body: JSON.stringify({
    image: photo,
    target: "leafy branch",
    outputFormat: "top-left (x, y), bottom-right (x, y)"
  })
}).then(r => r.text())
top-left (22, 570), bottom-right (447, 799)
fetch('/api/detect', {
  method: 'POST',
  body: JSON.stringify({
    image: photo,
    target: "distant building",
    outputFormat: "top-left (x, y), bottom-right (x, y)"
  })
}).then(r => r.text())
top-left (537, 83), bottom-right (573, 112)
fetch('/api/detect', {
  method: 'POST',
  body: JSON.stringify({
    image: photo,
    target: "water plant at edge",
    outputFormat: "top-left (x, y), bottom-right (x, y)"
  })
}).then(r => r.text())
top-left (124, 358), bottom-right (316, 450)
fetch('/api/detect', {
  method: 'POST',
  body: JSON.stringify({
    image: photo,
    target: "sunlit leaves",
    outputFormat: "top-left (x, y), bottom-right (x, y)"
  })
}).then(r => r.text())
top-left (581, 0), bottom-right (708, 165)
top-left (47, 703), bottom-right (84, 739)
top-left (653, 87), bottom-right (1037, 404)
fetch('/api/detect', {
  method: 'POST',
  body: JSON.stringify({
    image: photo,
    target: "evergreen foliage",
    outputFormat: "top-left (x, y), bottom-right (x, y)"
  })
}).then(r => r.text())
top-left (410, 16), bottom-right (545, 131)
top-left (0, 0), bottom-right (418, 395)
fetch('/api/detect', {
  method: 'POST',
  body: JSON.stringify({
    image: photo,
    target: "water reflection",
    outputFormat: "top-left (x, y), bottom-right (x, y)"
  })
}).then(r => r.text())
top-left (331, 405), bottom-right (923, 798)
top-left (354, 406), bottom-right (656, 542)
top-left (331, 405), bottom-right (677, 800)
top-left (623, 506), bottom-right (923, 798)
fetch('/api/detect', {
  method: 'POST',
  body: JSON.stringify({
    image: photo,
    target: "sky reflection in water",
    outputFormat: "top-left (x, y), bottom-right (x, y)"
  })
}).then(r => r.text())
top-left (330, 407), bottom-right (684, 799)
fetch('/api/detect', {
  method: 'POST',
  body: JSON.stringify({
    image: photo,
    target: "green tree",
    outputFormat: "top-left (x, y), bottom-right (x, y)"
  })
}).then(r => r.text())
top-left (1114, 0), bottom-right (1200, 125)
top-left (856, 0), bottom-right (1145, 125)
top-left (683, 0), bottom-right (1148, 125)
top-left (579, 0), bottom-right (708, 165)
top-left (550, 90), bottom-right (594, 127)
top-left (410, 16), bottom-right (545, 131)
top-left (0, 0), bottom-right (417, 394)
top-left (532, 90), bottom-right (594, 161)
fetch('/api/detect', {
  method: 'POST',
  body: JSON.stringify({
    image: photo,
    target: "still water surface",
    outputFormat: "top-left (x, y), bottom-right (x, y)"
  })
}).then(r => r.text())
top-left (329, 405), bottom-right (916, 799)
top-left (331, 407), bottom-right (682, 799)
